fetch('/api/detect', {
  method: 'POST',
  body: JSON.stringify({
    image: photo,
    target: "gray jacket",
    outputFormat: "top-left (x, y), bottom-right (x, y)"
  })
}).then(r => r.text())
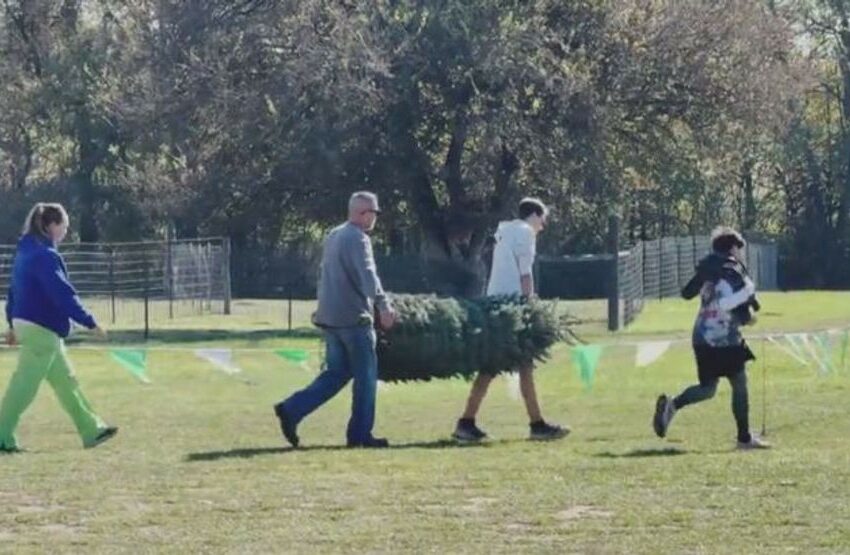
top-left (313, 222), bottom-right (390, 328)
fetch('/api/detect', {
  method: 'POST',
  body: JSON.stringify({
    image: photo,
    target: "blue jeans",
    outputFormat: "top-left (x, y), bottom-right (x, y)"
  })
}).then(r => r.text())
top-left (280, 326), bottom-right (378, 443)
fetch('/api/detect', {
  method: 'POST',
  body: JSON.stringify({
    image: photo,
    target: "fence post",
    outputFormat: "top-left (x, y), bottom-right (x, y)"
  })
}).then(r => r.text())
top-left (166, 231), bottom-right (174, 320)
top-left (109, 247), bottom-right (116, 325)
top-left (143, 252), bottom-right (150, 341)
top-left (288, 283), bottom-right (294, 332)
top-left (657, 236), bottom-right (663, 300)
top-left (640, 240), bottom-right (646, 299)
top-left (223, 237), bottom-right (232, 315)
top-left (674, 238), bottom-right (681, 289)
top-left (692, 236), bottom-right (697, 269)
top-left (607, 214), bottom-right (620, 332)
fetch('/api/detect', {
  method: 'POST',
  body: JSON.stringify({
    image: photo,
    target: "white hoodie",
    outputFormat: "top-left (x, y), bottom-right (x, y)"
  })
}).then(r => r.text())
top-left (486, 219), bottom-right (536, 296)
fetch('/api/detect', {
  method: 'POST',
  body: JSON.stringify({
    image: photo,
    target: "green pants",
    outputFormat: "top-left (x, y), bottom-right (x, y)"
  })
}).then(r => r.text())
top-left (0, 323), bottom-right (106, 449)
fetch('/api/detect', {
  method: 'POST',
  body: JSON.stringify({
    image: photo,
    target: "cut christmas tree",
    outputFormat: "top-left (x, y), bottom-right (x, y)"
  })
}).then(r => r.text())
top-left (376, 294), bottom-right (569, 382)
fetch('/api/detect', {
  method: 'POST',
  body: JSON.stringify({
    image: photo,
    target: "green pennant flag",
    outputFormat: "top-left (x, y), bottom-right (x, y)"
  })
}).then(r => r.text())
top-left (571, 345), bottom-right (602, 391)
top-left (275, 349), bottom-right (310, 364)
top-left (110, 349), bottom-right (151, 384)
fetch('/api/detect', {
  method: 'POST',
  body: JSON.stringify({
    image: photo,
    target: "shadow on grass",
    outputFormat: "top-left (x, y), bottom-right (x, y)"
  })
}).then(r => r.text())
top-left (185, 439), bottom-right (518, 461)
top-left (593, 447), bottom-right (688, 459)
top-left (65, 327), bottom-right (321, 345)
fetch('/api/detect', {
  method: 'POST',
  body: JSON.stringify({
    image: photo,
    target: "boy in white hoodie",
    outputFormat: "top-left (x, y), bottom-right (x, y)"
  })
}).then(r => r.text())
top-left (452, 198), bottom-right (569, 442)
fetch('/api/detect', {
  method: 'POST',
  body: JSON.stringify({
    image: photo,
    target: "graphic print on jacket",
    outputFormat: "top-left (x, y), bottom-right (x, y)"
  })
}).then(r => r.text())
top-left (691, 260), bottom-right (756, 348)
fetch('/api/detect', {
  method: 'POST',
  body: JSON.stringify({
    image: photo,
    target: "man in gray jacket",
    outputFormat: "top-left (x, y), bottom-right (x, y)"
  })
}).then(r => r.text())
top-left (274, 192), bottom-right (396, 448)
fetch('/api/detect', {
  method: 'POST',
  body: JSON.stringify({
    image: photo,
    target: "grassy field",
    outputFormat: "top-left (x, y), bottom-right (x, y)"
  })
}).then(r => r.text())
top-left (1, 292), bottom-right (849, 553)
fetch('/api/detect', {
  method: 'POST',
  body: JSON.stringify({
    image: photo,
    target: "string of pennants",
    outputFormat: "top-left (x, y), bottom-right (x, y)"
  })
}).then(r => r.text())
top-left (4, 329), bottom-right (848, 388)
top-left (568, 328), bottom-right (850, 391)
top-left (106, 347), bottom-right (315, 384)
top-left (45, 332), bottom-right (850, 385)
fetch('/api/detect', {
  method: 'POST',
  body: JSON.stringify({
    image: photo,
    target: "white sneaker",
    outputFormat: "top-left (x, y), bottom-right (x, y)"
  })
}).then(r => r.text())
top-left (737, 435), bottom-right (771, 450)
top-left (653, 394), bottom-right (676, 438)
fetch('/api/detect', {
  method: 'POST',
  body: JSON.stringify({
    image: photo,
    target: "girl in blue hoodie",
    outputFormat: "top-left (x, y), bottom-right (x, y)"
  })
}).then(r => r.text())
top-left (1, 203), bottom-right (117, 453)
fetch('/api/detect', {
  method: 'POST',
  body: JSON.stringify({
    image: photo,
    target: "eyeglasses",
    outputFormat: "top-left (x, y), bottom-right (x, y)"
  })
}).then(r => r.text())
top-left (360, 209), bottom-right (381, 215)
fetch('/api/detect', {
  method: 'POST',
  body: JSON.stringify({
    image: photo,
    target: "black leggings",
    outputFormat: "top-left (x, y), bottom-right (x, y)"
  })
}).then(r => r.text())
top-left (673, 370), bottom-right (750, 443)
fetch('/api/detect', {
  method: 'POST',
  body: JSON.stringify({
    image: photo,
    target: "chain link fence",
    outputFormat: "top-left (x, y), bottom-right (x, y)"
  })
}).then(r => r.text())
top-left (2, 232), bottom-right (775, 334)
top-left (618, 235), bottom-right (778, 328)
top-left (0, 237), bottom-right (231, 336)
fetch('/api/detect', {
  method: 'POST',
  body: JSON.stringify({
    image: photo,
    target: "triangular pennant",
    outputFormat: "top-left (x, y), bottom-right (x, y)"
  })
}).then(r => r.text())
top-left (813, 332), bottom-right (835, 375)
top-left (195, 348), bottom-right (242, 375)
top-left (785, 334), bottom-right (813, 366)
top-left (767, 335), bottom-right (809, 366)
top-left (799, 334), bottom-right (830, 376)
top-left (110, 349), bottom-right (151, 384)
top-left (572, 345), bottom-right (602, 391)
top-left (275, 349), bottom-right (310, 363)
top-left (635, 341), bottom-right (671, 367)
top-left (505, 372), bottom-right (521, 401)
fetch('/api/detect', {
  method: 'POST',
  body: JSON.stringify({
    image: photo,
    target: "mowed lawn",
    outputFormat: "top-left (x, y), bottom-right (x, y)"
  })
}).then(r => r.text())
top-left (0, 292), bottom-right (849, 553)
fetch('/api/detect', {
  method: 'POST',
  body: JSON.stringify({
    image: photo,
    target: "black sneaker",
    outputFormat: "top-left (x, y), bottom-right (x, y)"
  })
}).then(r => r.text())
top-left (273, 403), bottom-right (299, 448)
top-left (452, 419), bottom-right (488, 442)
top-left (84, 426), bottom-right (119, 449)
top-left (653, 394), bottom-right (675, 438)
top-left (0, 444), bottom-right (23, 454)
top-left (529, 420), bottom-right (570, 441)
top-left (347, 437), bottom-right (389, 448)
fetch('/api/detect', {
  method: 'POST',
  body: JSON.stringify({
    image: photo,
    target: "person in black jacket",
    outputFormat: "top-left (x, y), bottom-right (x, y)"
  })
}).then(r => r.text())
top-left (653, 227), bottom-right (769, 449)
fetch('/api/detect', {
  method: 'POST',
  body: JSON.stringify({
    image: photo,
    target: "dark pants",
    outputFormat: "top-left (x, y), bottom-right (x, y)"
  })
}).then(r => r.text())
top-left (280, 326), bottom-right (378, 443)
top-left (673, 369), bottom-right (750, 443)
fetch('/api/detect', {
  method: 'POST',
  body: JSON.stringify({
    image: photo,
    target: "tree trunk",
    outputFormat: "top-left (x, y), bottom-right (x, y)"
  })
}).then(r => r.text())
top-left (740, 160), bottom-right (757, 231)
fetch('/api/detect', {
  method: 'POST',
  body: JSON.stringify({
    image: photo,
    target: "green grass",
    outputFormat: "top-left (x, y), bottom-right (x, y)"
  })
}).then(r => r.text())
top-left (1, 292), bottom-right (850, 553)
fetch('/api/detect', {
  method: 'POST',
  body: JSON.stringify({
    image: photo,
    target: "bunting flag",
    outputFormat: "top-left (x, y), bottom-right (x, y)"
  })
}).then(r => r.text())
top-left (635, 341), bottom-right (671, 367)
top-left (57, 327), bottom-right (850, 392)
top-left (767, 335), bottom-right (809, 366)
top-left (274, 348), bottom-right (312, 372)
top-left (194, 348), bottom-right (242, 375)
top-left (787, 334), bottom-right (814, 367)
top-left (813, 332), bottom-right (835, 375)
top-left (275, 349), bottom-right (310, 363)
top-left (505, 372), bottom-right (521, 401)
top-left (800, 334), bottom-right (831, 375)
top-left (572, 345), bottom-right (602, 391)
top-left (110, 349), bottom-right (151, 384)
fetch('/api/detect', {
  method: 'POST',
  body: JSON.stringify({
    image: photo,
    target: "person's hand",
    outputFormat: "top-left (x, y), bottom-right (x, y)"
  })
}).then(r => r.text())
top-left (93, 325), bottom-right (108, 340)
top-left (379, 308), bottom-right (397, 330)
top-left (4, 328), bottom-right (15, 346)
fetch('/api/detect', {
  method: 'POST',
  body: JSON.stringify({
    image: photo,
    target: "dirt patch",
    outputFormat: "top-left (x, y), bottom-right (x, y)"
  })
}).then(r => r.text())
top-left (556, 505), bottom-right (614, 521)
top-left (462, 496), bottom-right (496, 513)
top-left (0, 491), bottom-right (65, 515)
top-left (38, 524), bottom-right (81, 536)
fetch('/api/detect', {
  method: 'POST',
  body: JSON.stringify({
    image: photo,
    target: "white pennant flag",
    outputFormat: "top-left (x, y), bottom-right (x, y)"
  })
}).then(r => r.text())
top-left (799, 334), bottom-right (831, 375)
top-left (505, 373), bottom-right (521, 401)
top-left (767, 335), bottom-right (809, 366)
top-left (195, 348), bottom-right (242, 375)
top-left (635, 341), bottom-right (671, 367)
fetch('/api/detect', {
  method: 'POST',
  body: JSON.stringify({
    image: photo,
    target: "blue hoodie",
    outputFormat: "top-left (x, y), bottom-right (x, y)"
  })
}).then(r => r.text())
top-left (4, 234), bottom-right (97, 338)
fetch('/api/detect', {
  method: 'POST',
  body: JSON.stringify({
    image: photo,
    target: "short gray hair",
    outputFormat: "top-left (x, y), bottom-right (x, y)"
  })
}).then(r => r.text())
top-left (348, 191), bottom-right (379, 212)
